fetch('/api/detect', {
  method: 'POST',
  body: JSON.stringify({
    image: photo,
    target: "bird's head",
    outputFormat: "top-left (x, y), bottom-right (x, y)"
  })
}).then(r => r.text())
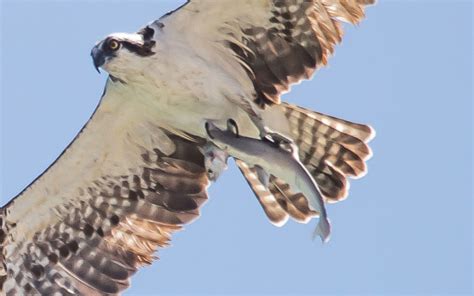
top-left (91, 26), bottom-right (156, 82)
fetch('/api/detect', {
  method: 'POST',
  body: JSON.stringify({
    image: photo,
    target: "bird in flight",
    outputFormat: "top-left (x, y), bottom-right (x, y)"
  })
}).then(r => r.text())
top-left (0, 0), bottom-right (375, 294)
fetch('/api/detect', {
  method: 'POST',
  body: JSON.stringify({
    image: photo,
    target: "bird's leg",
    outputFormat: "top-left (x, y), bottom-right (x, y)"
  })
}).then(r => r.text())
top-left (226, 118), bottom-right (293, 147)
top-left (245, 113), bottom-right (300, 160)
top-left (248, 113), bottom-right (294, 146)
top-left (247, 112), bottom-right (270, 140)
top-left (264, 128), bottom-right (295, 146)
top-left (205, 119), bottom-right (239, 139)
top-left (226, 119), bottom-right (240, 137)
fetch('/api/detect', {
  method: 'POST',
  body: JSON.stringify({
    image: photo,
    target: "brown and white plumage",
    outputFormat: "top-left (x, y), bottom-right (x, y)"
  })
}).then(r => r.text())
top-left (282, 103), bottom-right (374, 201)
top-left (155, 0), bottom-right (375, 221)
top-left (160, 0), bottom-right (374, 106)
top-left (1, 83), bottom-right (210, 294)
top-left (241, 103), bottom-right (374, 226)
top-left (1, 0), bottom-right (375, 294)
top-left (237, 159), bottom-right (318, 226)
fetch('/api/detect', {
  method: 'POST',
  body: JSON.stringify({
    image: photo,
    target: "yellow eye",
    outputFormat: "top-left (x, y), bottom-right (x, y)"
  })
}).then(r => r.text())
top-left (108, 39), bottom-right (120, 51)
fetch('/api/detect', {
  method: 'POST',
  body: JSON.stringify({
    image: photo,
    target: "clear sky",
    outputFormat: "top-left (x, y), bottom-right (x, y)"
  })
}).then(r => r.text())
top-left (0, 1), bottom-right (472, 295)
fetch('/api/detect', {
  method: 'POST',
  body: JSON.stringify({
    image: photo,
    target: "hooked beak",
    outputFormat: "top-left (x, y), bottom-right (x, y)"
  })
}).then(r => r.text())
top-left (91, 46), bottom-right (105, 73)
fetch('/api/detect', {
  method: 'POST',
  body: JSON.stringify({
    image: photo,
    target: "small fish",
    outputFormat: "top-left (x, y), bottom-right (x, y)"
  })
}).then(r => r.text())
top-left (205, 121), bottom-right (331, 243)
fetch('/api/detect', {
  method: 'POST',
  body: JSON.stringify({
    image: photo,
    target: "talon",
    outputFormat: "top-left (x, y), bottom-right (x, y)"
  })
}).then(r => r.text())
top-left (205, 122), bottom-right (215, 139)
top-left (226, 119), bottom-right (239, 137)
top-left (266, 131), bottom-right (293, 145)
top-left (262, 134), bottom-right (279, 146)
top-left (262, 130), bottom-right (297, 154)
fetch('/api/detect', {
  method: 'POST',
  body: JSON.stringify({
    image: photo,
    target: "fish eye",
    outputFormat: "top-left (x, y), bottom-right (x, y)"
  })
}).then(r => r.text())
top-left (108, 39), bottom-right (120, 51)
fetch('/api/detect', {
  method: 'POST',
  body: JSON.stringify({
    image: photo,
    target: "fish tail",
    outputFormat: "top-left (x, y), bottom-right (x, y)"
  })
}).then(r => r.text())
top-left (313, 217), bottom-right (331, 244)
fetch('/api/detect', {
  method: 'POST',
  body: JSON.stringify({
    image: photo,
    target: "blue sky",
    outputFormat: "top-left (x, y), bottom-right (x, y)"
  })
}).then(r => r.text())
top-left (1, 1), bottom-right (472, 295)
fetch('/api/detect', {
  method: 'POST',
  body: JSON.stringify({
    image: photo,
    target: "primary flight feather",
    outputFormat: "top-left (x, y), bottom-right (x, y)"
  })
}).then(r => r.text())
top-left (0, 0), bottom-right (375, 294)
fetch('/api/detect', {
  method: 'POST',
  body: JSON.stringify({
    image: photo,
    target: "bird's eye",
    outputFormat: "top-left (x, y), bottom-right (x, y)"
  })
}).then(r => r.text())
top-left (108, 39), bottom-right (120, 51)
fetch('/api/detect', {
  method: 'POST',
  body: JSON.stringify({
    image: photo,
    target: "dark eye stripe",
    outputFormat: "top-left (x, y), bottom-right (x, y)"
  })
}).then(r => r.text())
top-left (102, 37), bottom-right (121, 54)
top-left (137, 26), bottom-right (156, 41)
top-left (121, 40), bottom-right (156, 57)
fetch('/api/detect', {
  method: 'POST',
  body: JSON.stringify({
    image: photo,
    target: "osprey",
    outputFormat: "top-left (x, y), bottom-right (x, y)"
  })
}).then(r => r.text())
top-left (0, 0), bottom-right (375, 294)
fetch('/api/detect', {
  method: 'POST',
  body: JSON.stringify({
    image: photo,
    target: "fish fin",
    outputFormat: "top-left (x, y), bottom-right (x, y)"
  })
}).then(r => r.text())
top-left (280, 103), bottom-right (375, 202)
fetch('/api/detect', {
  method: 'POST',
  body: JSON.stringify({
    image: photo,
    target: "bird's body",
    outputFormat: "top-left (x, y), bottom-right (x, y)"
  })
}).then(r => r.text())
top-left (1, 1), bottom-right (376, 294)
top-left (97, 19), bottom-right (263, 140)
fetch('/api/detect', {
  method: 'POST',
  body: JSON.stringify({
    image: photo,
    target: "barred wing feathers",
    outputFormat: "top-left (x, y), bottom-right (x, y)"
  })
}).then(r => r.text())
top-left (282, 103), bottom-right (374, 201)
top-left (161, 0), bottom-right (375, 229)
top-left (161, 0), bottom-right (375, 106)
top-left (236, 160), bottom-right (317, 227)
top-left (0, 81), bottom-right (210, 295)
top-left (239, 103), bottom-right (374, 225)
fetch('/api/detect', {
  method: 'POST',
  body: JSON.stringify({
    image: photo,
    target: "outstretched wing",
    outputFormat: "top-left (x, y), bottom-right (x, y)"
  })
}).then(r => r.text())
top-left (0, 79), bottom-right (209, 295)
top-left (160, 0), bottom-right (375, 106)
